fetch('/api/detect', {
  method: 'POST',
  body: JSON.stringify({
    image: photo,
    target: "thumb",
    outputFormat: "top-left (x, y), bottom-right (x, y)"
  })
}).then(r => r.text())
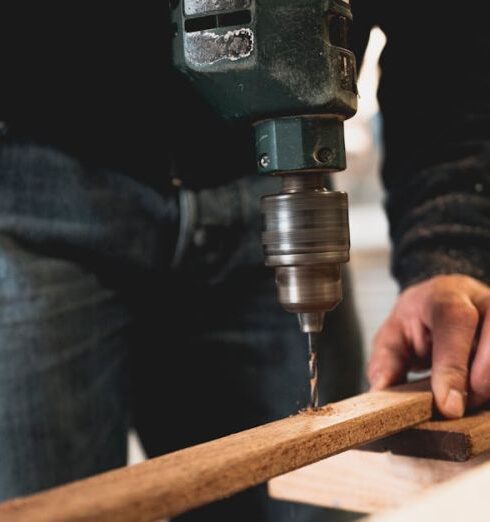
top-left (428, 297), bottom-right (478, 418)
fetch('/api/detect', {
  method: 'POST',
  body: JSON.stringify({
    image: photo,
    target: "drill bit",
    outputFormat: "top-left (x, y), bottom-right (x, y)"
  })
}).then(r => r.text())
top-left (307, 332), bottom-right (319, 409)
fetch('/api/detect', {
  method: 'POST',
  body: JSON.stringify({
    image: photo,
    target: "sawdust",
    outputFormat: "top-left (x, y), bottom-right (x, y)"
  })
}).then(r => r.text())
top-left (298, 404), bottom-right (334, 416)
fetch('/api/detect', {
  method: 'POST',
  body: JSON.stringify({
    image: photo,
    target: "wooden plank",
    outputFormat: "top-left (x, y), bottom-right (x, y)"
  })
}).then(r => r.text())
top-left (366, 457), bottom-right (490, 522)
top-left (269, 449), bottom-right (490, 514)
top-left (0, 382), bottom-right (432, 522)
top-left (365, 409), bottom-right (490, 461)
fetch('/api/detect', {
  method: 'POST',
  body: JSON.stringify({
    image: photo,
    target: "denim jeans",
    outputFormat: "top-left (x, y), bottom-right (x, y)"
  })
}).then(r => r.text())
top-left (0, 141), bottom-right (363, 521)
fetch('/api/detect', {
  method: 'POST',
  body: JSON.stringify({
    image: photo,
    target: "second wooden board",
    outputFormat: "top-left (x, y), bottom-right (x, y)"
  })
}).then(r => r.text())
top-left (366, 409), bottom-right (490, 461)
top-left (269, 449), bottom-right (490, 513)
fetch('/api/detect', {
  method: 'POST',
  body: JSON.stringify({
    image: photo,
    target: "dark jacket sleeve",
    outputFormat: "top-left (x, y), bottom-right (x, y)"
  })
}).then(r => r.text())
top-left (353, 1), bottom-right (490, 289)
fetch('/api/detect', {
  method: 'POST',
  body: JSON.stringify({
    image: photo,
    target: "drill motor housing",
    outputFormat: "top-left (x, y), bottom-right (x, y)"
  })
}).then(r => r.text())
top-left (171, 0), bottom-right (356, 125)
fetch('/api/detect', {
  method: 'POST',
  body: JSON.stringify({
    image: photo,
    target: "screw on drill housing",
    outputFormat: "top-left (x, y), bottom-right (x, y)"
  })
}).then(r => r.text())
top-left (314, 147), bottom-right (334, 165)
top-left (259, 154), bottom-right (270, 169)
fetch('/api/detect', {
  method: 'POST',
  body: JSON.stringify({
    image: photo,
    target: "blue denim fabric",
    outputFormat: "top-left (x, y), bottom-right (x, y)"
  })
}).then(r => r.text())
top-left (0, 141), bottom-right (362, 521)
top-left (0, 234), bottom-right (130, 497)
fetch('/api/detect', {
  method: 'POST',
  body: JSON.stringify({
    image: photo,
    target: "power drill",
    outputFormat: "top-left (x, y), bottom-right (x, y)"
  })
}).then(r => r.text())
top-left (171, 0), bottom-right (358, 406)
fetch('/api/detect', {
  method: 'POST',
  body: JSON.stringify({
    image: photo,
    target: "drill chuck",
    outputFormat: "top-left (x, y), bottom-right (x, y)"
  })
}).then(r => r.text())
top-left (261, 174), bottom-right (350, 333)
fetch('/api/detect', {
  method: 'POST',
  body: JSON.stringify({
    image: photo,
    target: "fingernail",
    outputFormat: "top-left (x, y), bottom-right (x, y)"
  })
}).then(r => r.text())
top-left (444, 389), bottom-right (466, 418)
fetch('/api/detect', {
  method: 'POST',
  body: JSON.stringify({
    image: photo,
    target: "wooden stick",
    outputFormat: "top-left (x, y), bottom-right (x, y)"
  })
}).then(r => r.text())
top-left (269, 449), bottom-right (490, 514)
top-left (0, 382), bottom-right (432, 522)
top-left (365, 409), bottom-right (490, 461)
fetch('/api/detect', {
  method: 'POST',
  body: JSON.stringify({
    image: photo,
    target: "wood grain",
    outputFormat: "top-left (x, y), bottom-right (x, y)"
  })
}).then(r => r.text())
top-left (366, 457), bottom-right (490, 522)
top-left (0, 382), bottom-right (432, 522)
top-left (269, 449), bottom-right (490, 514)
top-left (365, 409), bottom-right (490, 461)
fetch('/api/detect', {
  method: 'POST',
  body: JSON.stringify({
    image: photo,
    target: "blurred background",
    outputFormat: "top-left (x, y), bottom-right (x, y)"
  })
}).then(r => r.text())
top-left (333, 27), bottom-right (397, 362)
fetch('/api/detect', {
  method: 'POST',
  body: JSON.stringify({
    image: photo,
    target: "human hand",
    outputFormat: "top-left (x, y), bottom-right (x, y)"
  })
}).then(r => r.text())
top-left (368, 275), bottom-right (490, 418)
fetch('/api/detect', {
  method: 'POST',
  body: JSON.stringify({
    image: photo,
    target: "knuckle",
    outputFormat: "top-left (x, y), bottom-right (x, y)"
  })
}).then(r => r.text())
top-left (437, 363), bottom-right (468, 381)
top-left (431, 296), bottom-right (478, 329)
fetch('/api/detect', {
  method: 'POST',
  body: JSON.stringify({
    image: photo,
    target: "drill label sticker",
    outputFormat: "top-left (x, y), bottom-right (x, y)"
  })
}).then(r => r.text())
top-left (186, 28), bottom-right (254, 65)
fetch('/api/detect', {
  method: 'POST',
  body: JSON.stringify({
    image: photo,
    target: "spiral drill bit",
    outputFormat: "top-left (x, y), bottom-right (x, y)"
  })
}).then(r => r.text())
top-left (307, 332), bottom-right (319, 409)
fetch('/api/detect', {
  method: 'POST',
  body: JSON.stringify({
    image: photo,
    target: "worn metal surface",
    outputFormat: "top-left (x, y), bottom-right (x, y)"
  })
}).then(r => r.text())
top-left (261, 174), bottom-right (349, 332)
top-left (184, 0), bottom-right (251, 16)
top-left (254, 116), bottom-right (346, 174)
top-left (185, 28), bottom-right (254, 66)
top-left (172, 0), bottom-right (357, 120)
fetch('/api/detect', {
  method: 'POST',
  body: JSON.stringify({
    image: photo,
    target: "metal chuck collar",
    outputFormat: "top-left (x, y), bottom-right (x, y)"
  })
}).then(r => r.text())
top-left (261, 174), bottom-right (350, 333)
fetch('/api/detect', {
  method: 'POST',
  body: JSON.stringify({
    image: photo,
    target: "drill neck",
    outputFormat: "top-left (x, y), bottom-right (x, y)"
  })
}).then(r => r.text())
top-left (281, 173), bottom-right (325, 193)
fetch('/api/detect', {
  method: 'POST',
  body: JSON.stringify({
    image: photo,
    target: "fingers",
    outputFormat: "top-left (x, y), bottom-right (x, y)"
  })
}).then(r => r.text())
top-left (407, 319), bottom-right (431, 360)
top-left (368, 275), bottom-right (490, 418)
top-left (428, 295), bottom-right (479, 418)
top-left (469, 296), bottom-right (490, 408)
top-left (368, 316), bottom-right (411, 391)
